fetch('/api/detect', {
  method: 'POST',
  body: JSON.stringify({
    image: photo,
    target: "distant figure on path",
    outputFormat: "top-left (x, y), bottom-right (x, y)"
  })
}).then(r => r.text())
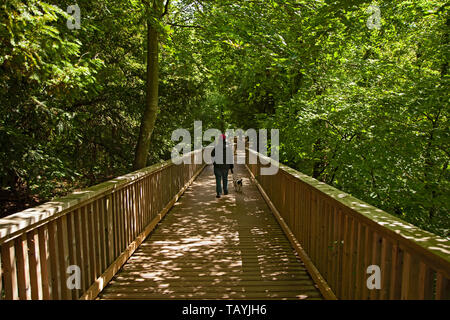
top-left (211, 134), bottom-right (234, 198)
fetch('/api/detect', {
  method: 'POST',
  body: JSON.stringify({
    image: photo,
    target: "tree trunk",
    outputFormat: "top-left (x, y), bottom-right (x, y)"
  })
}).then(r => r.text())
top-left (133, 18), bottom-right (160, 170)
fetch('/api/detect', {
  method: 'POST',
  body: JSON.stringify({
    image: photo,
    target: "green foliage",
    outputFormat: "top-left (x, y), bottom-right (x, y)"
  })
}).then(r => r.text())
top-left (0, 0), bottom-right (209, 209)
top-left (190, 0), bottom-right (449, 237)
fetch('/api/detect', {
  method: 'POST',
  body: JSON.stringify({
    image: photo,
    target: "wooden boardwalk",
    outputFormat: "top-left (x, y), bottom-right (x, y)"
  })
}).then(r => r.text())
top-left (99, 161), bottom-right (322, 300)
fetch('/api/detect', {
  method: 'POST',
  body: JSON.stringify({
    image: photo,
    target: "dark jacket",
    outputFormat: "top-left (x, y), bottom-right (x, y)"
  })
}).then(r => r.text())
top-left (211, 143), bottom-right (234, 171)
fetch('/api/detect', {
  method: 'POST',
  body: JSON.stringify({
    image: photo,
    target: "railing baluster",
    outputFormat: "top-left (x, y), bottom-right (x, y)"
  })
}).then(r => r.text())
top-left (113, 187), bottom-right (120, 263)
top-left (27, 229), bottom-right (40, 299)
top-left (98, 199), bottom-right (107, 274)
top-left (15, 234), bottom-right (31, 299)
top-left (87, 204), bottom-right (98, 287)
top-left (66, 212), bottom-right (78, 299)
top-left (331, 207), bottom-right (339, 293)
top-left (106, 194), bottom-right (114, 267)
top-left (57, 215), bottom-right (71, 299)
top-left (341, 215), bottom-right (350, 299)
top-left (125, 187), bottom-right (131, 246)
top-left (317, 196), bottom-right (324, 278)
top-left (389, 243), bottom-right (403, 299)
top-left (73, 209), bottom-right (85, 295)
top-left (93, 201), bottom-right (102, 280)
top-left (354, 223), bottom-right (364, 299)
top-left (119, 189), bottom-right (125, 253)
top-left (135, 180), bottom-right (139, 240)
top-left (293, 182), bottom-right (300, 248)
top-left (362, 226), bottom-right (372, 299)
top-left (130, 185), bottom-right (136, 241)
top-left (1, 240), bottom-right (18, 299)
top-left (435, 272), bottom-right (449, 299)
top-left (143, 177), bottom-right (148, 228)
top-left (401, 252), bottom-right (414, 299)
top-left (369, 232), bottom-right (381, 300)
top-left (135, 181), bottom-right (141, 235)
top-left (379, 237), bottom-right (392, 299)
top-left (326, 203), bottom-right (334, 286)
top-left (80, 207), bottom-right (91, 292)
top-left (37, 226), bottom-right (50, 299)
top-left (112, 190), bottom-right (119, 256)
top-left (417, 263), bottom-right (434, 299)
top-left (47, 220), bottom-right (59, 299)
top-left (337, 209), bottom-right (344, 296)
top-left (349, 218), bottom-right (358, 299)
top-left (305, 186), bottom-right (312, 258)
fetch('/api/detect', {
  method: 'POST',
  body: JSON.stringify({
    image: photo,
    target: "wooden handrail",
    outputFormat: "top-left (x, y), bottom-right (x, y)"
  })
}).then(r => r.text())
top-left (245, 148), bottom-right (449, 300)
top-left (0, 149), bottom-right (206, 300)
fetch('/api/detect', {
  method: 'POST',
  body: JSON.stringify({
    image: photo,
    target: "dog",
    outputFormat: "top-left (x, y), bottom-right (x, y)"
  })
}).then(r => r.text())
top-left (233, 173), bottom-right (243, 192)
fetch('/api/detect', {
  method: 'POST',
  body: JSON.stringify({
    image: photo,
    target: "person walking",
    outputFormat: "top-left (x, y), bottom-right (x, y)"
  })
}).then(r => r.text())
top-left (211, 134), bottom-right (234, 198)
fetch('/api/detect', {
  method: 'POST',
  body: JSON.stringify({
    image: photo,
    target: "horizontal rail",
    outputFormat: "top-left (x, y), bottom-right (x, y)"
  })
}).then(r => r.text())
top-left (0, 149), bottom-right (206, 299)
top-left (246, 149), bottom-right (449, 300)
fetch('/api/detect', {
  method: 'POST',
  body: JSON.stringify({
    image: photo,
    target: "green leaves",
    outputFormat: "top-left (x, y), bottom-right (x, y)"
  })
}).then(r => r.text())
top-left (190, 0), bottom-right (449, 237)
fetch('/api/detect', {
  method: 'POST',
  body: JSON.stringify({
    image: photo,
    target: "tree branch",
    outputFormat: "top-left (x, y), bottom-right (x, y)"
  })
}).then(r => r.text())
top-left (161, 0), bottom-right (170, 18)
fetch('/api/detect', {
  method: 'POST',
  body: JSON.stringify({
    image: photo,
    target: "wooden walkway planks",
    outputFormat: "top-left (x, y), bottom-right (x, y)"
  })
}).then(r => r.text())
top-left (98, 162), bottom-right (322, 300)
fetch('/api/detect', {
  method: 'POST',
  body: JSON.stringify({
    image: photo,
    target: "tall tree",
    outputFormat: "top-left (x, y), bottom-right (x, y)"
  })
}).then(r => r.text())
top-left (133, 0), bottom-right (170, 170)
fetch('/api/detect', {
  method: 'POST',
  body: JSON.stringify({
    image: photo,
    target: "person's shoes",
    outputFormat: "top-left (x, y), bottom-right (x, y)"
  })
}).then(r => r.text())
top-left (216, 194), bottom-right (221, 198)
top-left (224, 191), bottom-right (229, 195)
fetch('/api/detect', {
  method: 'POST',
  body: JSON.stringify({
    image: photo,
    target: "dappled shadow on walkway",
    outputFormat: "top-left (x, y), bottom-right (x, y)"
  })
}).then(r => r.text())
top-left (99, 161), bottom-right (322, 300)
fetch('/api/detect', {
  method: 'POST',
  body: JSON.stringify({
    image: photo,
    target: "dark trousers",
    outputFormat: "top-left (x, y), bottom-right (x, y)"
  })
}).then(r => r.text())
top-left (214, 167), bottom-right (229, 195)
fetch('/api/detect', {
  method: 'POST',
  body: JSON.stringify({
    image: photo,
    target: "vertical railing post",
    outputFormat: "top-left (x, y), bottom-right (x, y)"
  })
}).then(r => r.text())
top-left (105, 194), bottom-right (114, 266)
top-left (1, 241), bottom-right (18, 299)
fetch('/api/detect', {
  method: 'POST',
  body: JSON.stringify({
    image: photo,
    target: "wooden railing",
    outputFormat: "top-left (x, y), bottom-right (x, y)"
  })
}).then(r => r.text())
top-left (0, 149), bottom-right (205, 300)
top-left (246, 148), bottom-right (450, 300)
